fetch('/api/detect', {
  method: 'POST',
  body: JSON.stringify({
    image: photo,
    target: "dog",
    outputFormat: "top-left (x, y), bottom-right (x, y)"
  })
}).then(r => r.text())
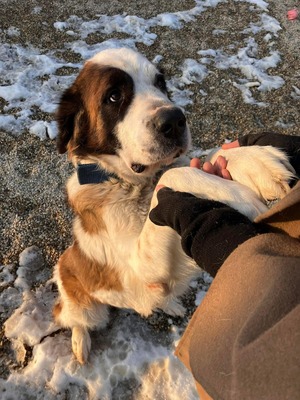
top-left (53, 48), bottom-right (294, 364)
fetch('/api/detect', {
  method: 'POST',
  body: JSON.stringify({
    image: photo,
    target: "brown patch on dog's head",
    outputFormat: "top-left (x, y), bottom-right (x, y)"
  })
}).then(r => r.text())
top-left (56, 62), bottom-right (134, 157)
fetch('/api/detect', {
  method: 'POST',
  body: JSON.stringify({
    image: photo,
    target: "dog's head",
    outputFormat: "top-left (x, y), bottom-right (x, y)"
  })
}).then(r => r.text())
top-left (57, 48), bottom-right (191, 178)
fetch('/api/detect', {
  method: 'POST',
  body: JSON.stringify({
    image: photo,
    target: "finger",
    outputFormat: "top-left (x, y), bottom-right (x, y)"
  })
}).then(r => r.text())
top-left (215, 155), bottom-right (228, 170)
top-left (204, 159), bottom-right (231, 179)
top-left (208, 156), bottom-right (226, 177)
top-left (221, 139), bottom-right (239, 150)
top-left (190, 158), bottom-right (202, 169)
top-left (202, 161), bottom-right (214, 174)
top-left (221, 169), bottom-right (232, 180)
top-left (215, 156), bottom-right (232, 180)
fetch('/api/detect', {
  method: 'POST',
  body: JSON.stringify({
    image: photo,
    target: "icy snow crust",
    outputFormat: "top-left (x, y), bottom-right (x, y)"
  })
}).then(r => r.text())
top-left (0, 0), bottom-right (289, 398)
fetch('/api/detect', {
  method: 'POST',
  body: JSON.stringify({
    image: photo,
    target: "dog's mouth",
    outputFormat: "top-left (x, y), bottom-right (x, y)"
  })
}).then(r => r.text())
top-left (130, 151), bottom-right (182, 174)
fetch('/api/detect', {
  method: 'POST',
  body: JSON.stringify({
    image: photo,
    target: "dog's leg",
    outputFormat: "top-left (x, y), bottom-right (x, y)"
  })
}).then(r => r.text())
top-left (53, 298), bottom-right (92, 364)
top-left (54, 294), bottom-right (109, 364)
top-left (53, 260), bottom-right (109, 364)
top-left (155, 166), bottom-right (268, 220)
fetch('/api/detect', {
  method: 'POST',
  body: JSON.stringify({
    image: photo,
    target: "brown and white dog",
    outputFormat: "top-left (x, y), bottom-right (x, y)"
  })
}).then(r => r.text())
top-left (53, 48), bottom-right (294, 364)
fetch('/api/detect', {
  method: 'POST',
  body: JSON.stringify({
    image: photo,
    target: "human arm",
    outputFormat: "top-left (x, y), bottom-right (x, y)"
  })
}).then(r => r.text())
top-left (176, 232), bottom-right (300, 400)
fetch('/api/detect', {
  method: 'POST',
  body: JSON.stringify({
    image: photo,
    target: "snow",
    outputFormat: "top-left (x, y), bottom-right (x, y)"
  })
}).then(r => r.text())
top-left (29, 121), bottom-right (57, 140)
top-left (0, 0), bottom-right (291, 398)
top-left (6, 27), bottom-right (20, 37)
top-left (198, 37), bottom-right (285, 106)
top-left (0, 265), bottom-right (15, 288)
top-left (291, 86), bottom-right (300, 100)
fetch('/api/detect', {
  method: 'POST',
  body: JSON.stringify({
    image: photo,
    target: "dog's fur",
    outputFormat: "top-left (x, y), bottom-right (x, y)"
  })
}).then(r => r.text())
top-left (53, 48), bottom-right (294, 364)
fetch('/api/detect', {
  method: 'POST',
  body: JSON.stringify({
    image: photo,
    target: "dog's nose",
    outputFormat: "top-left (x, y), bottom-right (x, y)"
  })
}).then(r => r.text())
top-left (152, 108), bottom-right (186, 138)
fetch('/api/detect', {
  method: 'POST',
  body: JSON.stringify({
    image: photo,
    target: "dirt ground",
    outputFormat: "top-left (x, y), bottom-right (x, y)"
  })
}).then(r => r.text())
top-left (0, 0), bottom-right (299, 384)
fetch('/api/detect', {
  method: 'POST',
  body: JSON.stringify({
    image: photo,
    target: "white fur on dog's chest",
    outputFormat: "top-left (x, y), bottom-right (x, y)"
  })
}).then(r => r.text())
top-left (68, 172), bottom-right (154, 265)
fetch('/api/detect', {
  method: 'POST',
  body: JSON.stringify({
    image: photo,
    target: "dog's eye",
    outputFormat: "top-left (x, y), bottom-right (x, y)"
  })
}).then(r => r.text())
top-left (154, 74), bottom-right (167, 93)
top-left (107, 89), bottom-right (122, 104)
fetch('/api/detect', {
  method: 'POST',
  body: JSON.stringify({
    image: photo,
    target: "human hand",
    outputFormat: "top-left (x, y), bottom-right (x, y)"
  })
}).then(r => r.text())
top-left (149, 187), bottom-right (203, 234)
top-left (190, 157), bottom-right (232, 180)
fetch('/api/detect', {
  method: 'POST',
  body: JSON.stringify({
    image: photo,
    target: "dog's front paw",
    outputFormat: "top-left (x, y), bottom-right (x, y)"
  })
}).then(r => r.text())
top-left (72, 326), bottom-right (91, 364)
top-left (210, 146), bottom-right (295, 201)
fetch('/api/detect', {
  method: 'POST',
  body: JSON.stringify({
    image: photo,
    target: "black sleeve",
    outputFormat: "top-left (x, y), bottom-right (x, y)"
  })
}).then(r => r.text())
top-left (238, 132), bottom-right (300, 176)
top-left (149, 188), bottom-right (264, 277)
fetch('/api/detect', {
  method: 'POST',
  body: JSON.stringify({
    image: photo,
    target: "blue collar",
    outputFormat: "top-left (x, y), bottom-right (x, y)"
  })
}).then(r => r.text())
top-left (77, 163), bottom-right (118, 185)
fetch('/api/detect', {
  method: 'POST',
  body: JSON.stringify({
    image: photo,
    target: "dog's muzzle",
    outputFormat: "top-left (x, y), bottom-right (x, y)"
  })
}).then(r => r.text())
top-left (130, 107), bottom-right (189, 174)
top-left (149, 107), bottom-right (187, 141)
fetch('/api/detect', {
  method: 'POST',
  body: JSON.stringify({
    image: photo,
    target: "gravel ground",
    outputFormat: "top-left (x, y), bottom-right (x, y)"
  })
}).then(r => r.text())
top-left (0, 0), bottom-right (299, 388)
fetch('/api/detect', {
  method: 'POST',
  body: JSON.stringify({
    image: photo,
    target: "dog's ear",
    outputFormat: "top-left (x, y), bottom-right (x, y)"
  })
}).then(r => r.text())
top-left (56, 86), bottom-right (80, 154)
top-left (56, 84), bottom-right (91, 155)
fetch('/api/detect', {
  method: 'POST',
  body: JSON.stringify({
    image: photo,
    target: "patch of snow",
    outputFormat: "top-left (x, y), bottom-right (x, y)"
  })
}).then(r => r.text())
top-left (180, 59), bottom-right (209, 85)
top-left (291, 85), bottom-right (300, 100)
top-left (195, 290), bottom-right (207, 306)
top-left (212, 29), bottom-right (227, 35)
top-left (29, 121), bottom-right (58, 140)
top-left (233, 82), bottom-right (267, 106)
top-left (197, 37), bottom-right (284, 105)
top-left (0, 287), bottom-right (22, 318)
top-left (0, 264), bottom-right (15, 288)
top-left (242, 13), bottom-right (281, 36)
top-left (0, 43), bottom-right (79, 137)
top-left (5, 284), bottom-right (59, 347)
top-left (6, 27), bottom-right (20, 37)
top-left (152, 54), bottom-right (164, 64)
top-left (274, 119), bottom-right (295, 129)
top-left (15, 246), bottom-right (46, 291)
top-left (32, 6), bottom-right (42, 14)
